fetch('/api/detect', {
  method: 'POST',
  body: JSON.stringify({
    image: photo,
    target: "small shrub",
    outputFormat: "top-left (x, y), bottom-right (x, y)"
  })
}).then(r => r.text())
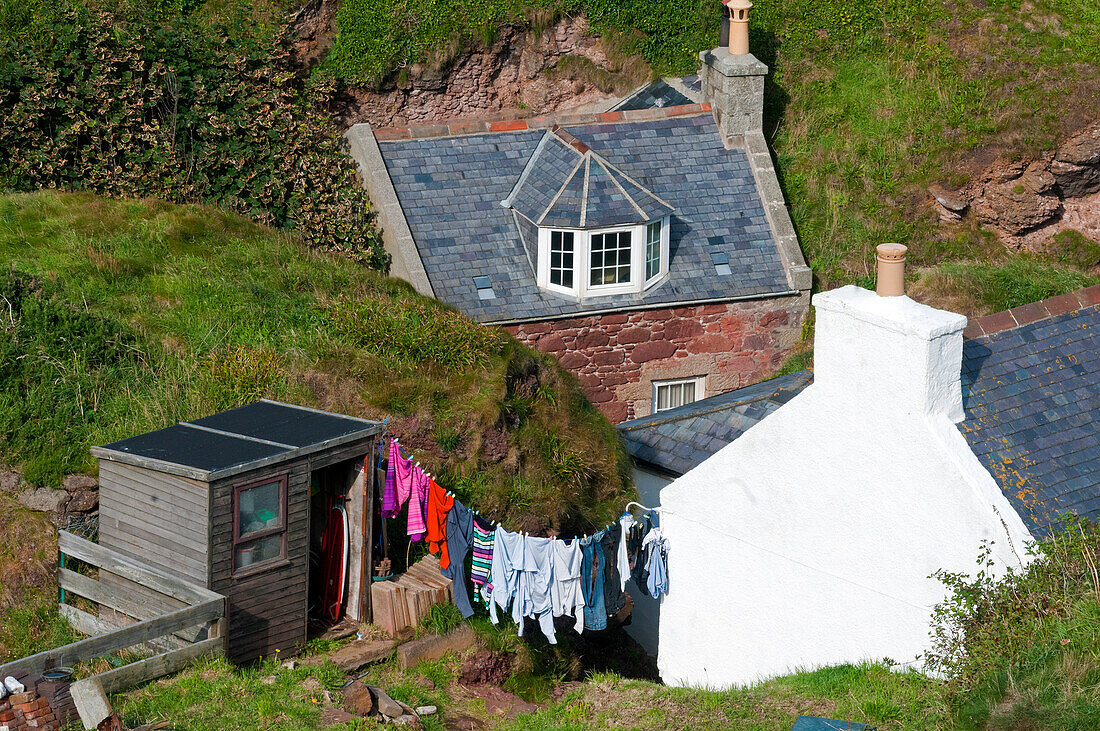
top-left (928, 516), bottom-right (1100, 728)
top-left (327, 297), bottom-right (505, 368)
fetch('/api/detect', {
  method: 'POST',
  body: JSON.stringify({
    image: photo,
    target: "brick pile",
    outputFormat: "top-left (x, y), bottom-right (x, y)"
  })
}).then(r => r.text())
top-left (0, 674), bottom-right (78, 731)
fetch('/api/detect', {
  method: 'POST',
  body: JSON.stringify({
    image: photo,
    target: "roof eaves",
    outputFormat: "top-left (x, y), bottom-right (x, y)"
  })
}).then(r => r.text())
top-left (963, 284), bottom-right (1100, 339)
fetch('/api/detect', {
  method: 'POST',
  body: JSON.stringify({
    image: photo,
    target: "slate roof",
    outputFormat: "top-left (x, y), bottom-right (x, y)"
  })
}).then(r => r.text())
top-left (959, 295), bottom-right (1100, 536)
top-left (618, 371), bottom-right (813, 477)
top-left (377, 111), bottom-right (793, 324)
top-left (614, 78), bottom-right (697, 112)
top-left (505, 129), bottom-right (674, 229)
top-left (617, 288), bottom-right (1100, 536)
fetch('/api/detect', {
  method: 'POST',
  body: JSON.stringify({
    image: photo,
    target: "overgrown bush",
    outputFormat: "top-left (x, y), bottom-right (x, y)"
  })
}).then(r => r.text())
top-left (0, 1), bottom-right (387, 266)
top-left (928, 516), bottom-right (1100, 728)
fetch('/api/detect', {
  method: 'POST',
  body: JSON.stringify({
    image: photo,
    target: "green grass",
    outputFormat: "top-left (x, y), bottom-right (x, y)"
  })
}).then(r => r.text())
top-left (0, 191), bottom-right (633, 533)
top-left (491, 663), bottom-right (947, 730)
top-left (913, 259), bottom-right (1100, 315)
top-left (116, 655), bottom-right (370, 730)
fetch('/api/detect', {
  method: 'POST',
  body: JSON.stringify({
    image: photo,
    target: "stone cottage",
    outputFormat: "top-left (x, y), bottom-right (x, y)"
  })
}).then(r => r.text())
top-left (346, 10), bottom-right (811, 421)
top-left (623, 249), bottom-right (1099, 686)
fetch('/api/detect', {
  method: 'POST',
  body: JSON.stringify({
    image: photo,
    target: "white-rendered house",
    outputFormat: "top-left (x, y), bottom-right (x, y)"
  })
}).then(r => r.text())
top-left (655, 284), bottom-right (1037, 687)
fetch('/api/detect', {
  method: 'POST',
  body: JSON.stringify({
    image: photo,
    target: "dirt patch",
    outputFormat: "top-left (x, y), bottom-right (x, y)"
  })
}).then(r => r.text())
top-left (456, 684), bottom-right (540, 719)
top-left (459, 650), bottom-right (513, 686)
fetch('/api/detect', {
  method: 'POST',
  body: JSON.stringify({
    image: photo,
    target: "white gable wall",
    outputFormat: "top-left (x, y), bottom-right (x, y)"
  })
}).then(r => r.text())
top-left (657, 286), bottom-right (1033, 688)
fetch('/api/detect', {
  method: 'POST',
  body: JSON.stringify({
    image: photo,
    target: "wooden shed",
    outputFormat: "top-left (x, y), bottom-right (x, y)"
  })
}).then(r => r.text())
top-left (91, 400), bottom-right (382, 663)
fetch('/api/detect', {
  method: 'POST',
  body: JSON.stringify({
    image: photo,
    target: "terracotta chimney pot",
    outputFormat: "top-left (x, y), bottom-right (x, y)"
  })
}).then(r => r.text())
top-left (875, 243), bottom-right (908, 297)
top-left (726, 0), bottom-right (752, 56)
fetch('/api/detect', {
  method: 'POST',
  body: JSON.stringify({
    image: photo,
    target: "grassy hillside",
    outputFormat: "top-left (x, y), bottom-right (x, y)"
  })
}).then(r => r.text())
top-left (0, 191), bottom-right (632, 534)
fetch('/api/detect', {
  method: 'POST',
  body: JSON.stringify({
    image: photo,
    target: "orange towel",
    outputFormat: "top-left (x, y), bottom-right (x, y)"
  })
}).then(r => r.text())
top-left (426, 479), bottom-right (455, 568)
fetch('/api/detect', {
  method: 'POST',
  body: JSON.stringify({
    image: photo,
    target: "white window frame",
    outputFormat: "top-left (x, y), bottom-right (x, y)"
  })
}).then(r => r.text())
top-left (548, 229), bottom-right (576, 292)
top-left (645, 220), bottom-right (662, 283)
top-left (652, 376), bottom-right (706, 413)
top-left (535, 216), bottom-right (669, 298)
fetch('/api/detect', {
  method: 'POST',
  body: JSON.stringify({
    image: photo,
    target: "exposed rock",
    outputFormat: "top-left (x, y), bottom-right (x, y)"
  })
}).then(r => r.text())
top-left (1053, 123), bottom-right (1100, 198)
top-left (300, 677), bottom-right (323, 695)
top-left (342, 681), bottom-right (376, 717)
top-left (368, 685), bottom-right (404, 719)
top-left (974, 159), bottom-right (1063, 235)
top-left (320, 707), bottom-right (360, 727)
top-left (928, 183), bottom-right (970, 220)
top-left (62, 474), bottom-right (97, 492)
top-left (328, 17), bottom-right (648, 128)
top-left (396, 625), bottom-right (475, 669)
top-left (461, 684), bottom-right (540, 718)
top-left (0, 469), bottom-right (24, 493)
top-left (67, 490), bottom-right (99, 513)
top-left (18, 487), bottom-right (69, 513)
top-left (327, 638), bottom-right (396, 672)
top-left (414, 705), bottom-right (437, 715)
top-left (460, 651), bottom-right (512, 686)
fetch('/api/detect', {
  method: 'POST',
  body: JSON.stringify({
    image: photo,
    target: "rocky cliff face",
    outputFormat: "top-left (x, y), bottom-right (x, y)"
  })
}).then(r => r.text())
top-left (291, 5), bottom-right (647, 128)
top-left (929, 122), bottom-right (1100, 262)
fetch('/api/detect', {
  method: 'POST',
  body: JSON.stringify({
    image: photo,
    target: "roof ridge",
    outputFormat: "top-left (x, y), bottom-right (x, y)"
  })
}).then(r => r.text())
top-left (372, 103), bottom-right (714, 141)
top-left (963, 283), bottom-right (1100, 339)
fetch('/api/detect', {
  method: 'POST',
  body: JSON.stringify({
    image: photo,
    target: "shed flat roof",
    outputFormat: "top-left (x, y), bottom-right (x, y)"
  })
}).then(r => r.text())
top-left (92, 400), bottom-right (382, 481)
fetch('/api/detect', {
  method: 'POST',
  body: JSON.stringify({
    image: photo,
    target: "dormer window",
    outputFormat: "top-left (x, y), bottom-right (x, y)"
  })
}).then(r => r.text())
top-left (535, 218), bottom-right (669, 297)
top-left (504, 126), bottom-right (674, 300)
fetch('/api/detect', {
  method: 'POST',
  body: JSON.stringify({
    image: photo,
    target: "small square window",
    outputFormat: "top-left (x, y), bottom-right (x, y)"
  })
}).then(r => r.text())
top-left (711, 252), bottom-right (731, 276)
top-left (473, 276), bottom-right (497, 300)
top-left (234, 475), bottom-right (288, 573)
top-left (653, 377), bottom-right (703, 412)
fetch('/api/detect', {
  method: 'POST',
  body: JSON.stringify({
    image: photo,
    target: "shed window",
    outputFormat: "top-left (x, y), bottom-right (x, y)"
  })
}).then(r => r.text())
top-left (234, 475), bottom-right (287, 573)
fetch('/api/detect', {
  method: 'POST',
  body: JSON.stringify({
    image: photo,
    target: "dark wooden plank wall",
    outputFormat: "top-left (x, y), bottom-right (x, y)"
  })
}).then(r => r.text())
top-left (210, 459), bottom-right (310, 663)
top-left (98, 461), bottom-right (210, 585)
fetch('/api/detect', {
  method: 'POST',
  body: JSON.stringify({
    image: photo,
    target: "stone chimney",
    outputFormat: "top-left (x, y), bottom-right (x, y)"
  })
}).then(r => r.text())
top-left (699, 0), bottom-right (766, 138)
top-left (811, 284), bottom-right (968, 422)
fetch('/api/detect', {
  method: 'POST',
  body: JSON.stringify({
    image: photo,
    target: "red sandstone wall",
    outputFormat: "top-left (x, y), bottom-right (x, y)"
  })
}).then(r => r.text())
top-left (506, 294), bottom-right (810, 422)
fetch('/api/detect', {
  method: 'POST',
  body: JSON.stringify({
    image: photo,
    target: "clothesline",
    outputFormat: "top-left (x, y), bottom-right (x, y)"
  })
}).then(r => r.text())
top-left (379, 430), bottom-right (653, 542)
top-left (374, 431), bottom-right (670, 643)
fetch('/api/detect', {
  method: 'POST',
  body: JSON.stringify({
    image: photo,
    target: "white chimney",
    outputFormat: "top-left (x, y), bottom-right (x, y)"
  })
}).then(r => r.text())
top-left (811, 285), bottom-right (967, 422)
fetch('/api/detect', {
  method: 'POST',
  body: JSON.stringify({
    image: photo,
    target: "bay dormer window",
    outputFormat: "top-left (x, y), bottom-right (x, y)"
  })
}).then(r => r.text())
top-left (535, 217), bottom-right (670, 297)
top-left (504, 126), bottom-right (675, 301)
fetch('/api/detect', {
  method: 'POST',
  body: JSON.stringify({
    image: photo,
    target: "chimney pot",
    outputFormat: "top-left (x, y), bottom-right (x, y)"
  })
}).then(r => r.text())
top-left (875, 243), bottom-right (907, 297)
top-left (726, 0), bottom-right (752, 56)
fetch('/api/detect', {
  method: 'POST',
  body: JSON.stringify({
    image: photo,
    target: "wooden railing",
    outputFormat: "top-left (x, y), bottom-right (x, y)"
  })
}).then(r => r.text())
top-left (0, 531), bottom-right (227, 694)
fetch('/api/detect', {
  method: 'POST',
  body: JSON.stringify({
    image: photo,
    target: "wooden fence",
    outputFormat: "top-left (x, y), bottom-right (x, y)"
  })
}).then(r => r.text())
top-left (0, 531), bottom-right (227, 694)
